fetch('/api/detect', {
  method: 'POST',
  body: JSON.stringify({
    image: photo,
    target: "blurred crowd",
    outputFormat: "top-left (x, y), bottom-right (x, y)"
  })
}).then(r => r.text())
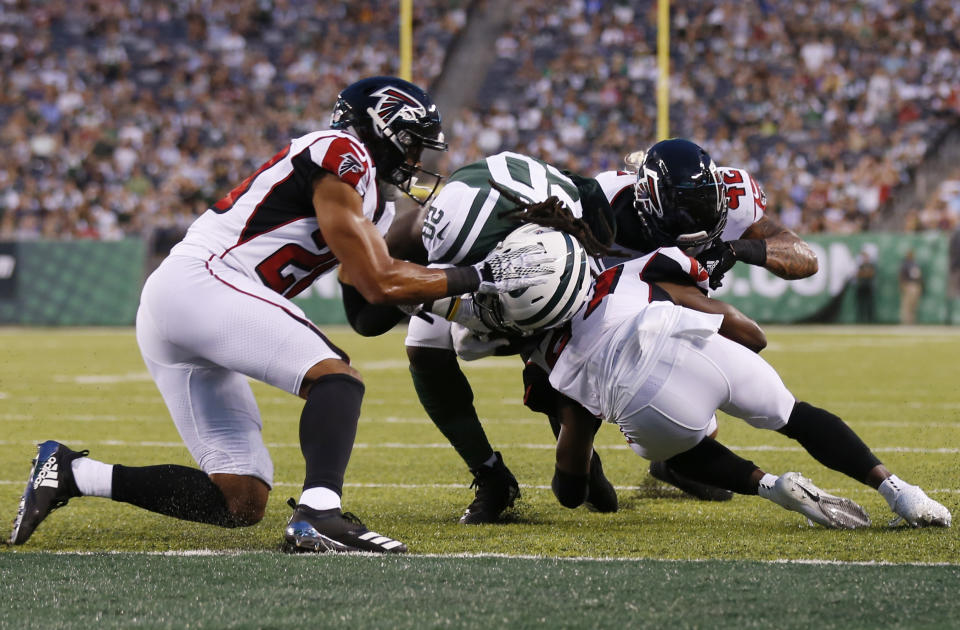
top-left (0, 0), bottom-right (465, 248)
top-left (449, 0), bottom-right (960, 234)
top-left (1, 0), bottom-right (959, 248)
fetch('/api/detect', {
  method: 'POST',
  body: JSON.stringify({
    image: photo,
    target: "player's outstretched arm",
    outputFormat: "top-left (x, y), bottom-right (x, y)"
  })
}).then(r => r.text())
top-left (315, 175), bottom-right (555, 305)
top-left (314, 175), bottom-right (457, 304)
top-left (740, 215), bottom-right (818, 280)
top-left (656, 281), bottom-right (767, 352)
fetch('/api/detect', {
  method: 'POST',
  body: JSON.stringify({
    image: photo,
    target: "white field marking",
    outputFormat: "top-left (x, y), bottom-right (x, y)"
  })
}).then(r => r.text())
top-left (0, 439), bottom-right (958, 454)
top-left (0, 395), bottom-right (163, 405)
top-left (356, 358), bottom-right (518, 371)
top-left (23, 550), bottom-right (960, 567)
top-left (0, 414), bottom-right (140, 422)
top-left (763, 325), bottom-right (960, 337)
top-left (0, 478), bottom-right (957, 497)
top-left (0, 414), bottom-right (544, 426)
top-left (53, 372), bottom-right (152, 384)
top-left (0, 392), bottom-right (7, 399)
top-left (764, 337), bottom-right (958, 353)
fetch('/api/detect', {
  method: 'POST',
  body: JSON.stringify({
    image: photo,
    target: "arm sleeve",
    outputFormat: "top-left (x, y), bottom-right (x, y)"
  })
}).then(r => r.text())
top-left (340, 282), bottom-right (407, 337)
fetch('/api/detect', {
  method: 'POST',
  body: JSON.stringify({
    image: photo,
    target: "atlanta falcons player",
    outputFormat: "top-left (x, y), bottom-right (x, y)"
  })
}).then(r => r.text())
top-left (518, 248), bottom-right (951, 529)
top-left (9, 76), bottom-right (555, 553)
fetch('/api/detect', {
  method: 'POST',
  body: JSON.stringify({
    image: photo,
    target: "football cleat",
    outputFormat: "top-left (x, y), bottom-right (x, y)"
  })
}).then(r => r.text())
top-left (585, 450), bottom-right (618, 513)
top-left (762, 472), bottom-right (871, 529)
top-left (282, 498), bottom-right (407, 554)
top-left (9, 440), bottom-right (88, 545)
top-left (459, 452), bottom-right (520, 524)
top-left (649, 460), bottom-right (734, 502)
top-left (883, 479), bottom-right (952, 528)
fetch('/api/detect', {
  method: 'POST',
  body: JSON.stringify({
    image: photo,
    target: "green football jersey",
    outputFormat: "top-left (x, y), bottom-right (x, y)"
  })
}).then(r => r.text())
top-left (422, 151), bottom-right (583, 265)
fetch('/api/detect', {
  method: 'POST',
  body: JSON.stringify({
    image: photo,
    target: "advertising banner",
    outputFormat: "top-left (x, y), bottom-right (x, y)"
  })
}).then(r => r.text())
top-left (713, 232), bottom-right (949, 324)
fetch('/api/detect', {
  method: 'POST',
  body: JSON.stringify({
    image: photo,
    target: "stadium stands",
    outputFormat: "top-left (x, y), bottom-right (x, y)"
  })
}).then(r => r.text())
top-left (0, 1), bottom-right (958, 245)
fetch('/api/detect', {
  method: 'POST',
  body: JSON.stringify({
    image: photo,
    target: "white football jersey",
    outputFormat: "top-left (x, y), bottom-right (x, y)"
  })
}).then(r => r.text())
top-left (530, 248), bottom-right (722, 421)
top-left (171, 130), bottom-right (395, 298)
top-left (594, 165), bottom-right (766, 249)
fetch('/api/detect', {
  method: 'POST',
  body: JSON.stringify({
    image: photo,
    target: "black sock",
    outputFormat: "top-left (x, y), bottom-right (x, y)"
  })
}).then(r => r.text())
top-left (112, 464), bottom-right (245, 527)
top-left (778, 401), bottom-right (881, 484)
top-left (665, 437), bottom-right (761, 495)
top-left (409, 362), bottom-right (494, 470)
top-left (300, 373), bottom-right (365, 494)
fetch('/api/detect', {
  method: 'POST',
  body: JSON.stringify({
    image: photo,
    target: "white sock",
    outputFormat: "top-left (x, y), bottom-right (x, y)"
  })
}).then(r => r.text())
top-left (298, 486), bottom-right (341, 511)
top-left (878, 475), bottom-right (907, 510)
top-left (756, 473), bottom-right (779, 499)
top-left (71, 457), bottom-right (114, 498)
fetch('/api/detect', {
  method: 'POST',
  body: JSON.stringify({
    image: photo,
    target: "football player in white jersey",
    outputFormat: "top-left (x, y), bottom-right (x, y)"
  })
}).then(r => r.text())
top-left (402, 139), bottom-right (820, 522)
top-left (9, 77), bottom-right (557, 553)
top-left (581, 138), bottom-right (822, 500)
top-left (504, 247), bottom-right (951, 529)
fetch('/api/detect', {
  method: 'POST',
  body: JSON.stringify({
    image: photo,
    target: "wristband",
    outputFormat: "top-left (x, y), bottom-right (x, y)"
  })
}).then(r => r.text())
top-left (443, 266), bottom-right (481, 296)
top-left (729, 238), bottom-right (767, 266)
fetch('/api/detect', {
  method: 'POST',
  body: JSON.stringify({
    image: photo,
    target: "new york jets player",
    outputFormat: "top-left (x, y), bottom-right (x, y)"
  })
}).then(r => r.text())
top-left (520, 248), bottom-right (951, 529)
top-left (9, 77), bottom-right (555, 553)
top-left (403, 151), bottom-right (620, 523)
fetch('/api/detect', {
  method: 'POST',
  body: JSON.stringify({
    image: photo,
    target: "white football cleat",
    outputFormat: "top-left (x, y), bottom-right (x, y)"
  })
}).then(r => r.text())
top-left (882, 478), bottom-right (952, 528)
top-left (761, 472), bottom-right (871, 529)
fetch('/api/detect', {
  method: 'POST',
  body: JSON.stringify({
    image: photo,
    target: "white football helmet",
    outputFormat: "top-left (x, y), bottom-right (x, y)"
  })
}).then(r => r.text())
top-left (475, 224), bottom-right (591, 336)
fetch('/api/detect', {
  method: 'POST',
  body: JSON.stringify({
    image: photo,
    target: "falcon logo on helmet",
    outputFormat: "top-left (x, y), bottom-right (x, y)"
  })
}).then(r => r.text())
top-left (330, 76), bottom-right (448, 206)
top-left (632, 138), bottom-right (728, 250)
top-left (369, 86), bottom-right (428, 128)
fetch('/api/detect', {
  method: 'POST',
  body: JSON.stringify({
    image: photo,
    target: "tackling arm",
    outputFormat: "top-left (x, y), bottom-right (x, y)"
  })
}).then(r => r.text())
top-left (741, 215), bottom-right (818, 280)
top-left (697, 216), bottom-right (818, 289)
top-left (314, 174), bottom-right (468, 304)
top-left (656, 281), bottom-right (767, 352)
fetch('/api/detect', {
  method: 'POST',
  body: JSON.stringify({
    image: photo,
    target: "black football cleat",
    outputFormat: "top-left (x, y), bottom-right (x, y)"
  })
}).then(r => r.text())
top-left (649, 460), bottom-right (734, 502)
top-left (459, 452), bottom-right (520, 524)
top-left (584, 450), bottom-right (618, 512)
top-left (9, 440), bottom-right (88, 545)
top-left (282, 498), bottom-right (407, 554)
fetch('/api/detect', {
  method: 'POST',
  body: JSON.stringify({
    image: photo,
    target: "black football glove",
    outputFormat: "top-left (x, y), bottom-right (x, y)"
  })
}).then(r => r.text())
top-left (696, 239), bottom-right (767, 290)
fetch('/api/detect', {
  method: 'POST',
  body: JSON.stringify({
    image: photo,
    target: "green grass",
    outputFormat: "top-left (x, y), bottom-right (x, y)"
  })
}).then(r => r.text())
top-left (1, 326), bottom-right (958, 628)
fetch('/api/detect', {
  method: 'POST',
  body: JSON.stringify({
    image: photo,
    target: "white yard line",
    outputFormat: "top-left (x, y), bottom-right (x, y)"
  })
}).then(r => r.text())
top-left (0, 478), bottom-right (957, 496)
top-left (0, 439), bottom-right (958, 454)
top-left (19, 549), bottom-right (960, 566)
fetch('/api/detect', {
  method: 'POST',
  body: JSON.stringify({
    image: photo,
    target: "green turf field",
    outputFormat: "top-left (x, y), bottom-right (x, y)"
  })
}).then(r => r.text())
top-left (1, 326), bottom-right (958, 628)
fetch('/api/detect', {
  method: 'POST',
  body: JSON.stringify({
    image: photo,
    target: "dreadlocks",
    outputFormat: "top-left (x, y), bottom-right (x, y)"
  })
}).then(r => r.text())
top-left (489, 180), bottom-right (625, 258)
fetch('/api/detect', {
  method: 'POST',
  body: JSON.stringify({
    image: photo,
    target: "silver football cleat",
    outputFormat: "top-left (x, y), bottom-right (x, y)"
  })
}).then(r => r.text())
top-left (762, 472), bottom-right (871, 529)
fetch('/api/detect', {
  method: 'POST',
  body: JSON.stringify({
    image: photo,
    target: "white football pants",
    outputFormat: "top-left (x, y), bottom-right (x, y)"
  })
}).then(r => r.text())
top-left (135, 254), bottom-right (347, 486)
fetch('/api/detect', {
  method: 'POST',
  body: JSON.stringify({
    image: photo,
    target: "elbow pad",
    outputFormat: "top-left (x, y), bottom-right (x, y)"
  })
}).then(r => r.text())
top-left (552, 465), bottom-right (589, 509)
top-left (340, 282), bottom-right (405, 337)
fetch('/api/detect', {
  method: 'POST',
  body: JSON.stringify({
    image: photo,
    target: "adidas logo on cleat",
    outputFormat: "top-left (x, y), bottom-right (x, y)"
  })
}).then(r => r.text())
top-left (33, 458), bottom-right (59, 490)
top-left (357, 530), bottom-right (405, 552)
top-left (282, 499), bottom-right (408, 554)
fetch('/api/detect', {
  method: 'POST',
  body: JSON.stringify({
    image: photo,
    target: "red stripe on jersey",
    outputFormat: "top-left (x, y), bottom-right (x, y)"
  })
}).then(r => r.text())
top-left (320, 136), bottom-right (370, 188)
top-left (213, 144), bottom-right (292, 213)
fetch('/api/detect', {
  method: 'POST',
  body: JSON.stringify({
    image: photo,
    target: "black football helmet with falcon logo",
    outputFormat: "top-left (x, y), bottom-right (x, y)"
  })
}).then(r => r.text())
top-left (632, 138), bottom-right (728, 249)
top-left (331, 76), bottom-right (447, 205)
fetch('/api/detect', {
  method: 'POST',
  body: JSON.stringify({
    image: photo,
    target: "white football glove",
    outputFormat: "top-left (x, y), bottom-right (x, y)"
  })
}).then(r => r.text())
top-left (450, 323), bottom-right (510, 361)
top-left (426, 294), bottom-right (490, 333)
top-left (473, 243), bottom-right (557, 294)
